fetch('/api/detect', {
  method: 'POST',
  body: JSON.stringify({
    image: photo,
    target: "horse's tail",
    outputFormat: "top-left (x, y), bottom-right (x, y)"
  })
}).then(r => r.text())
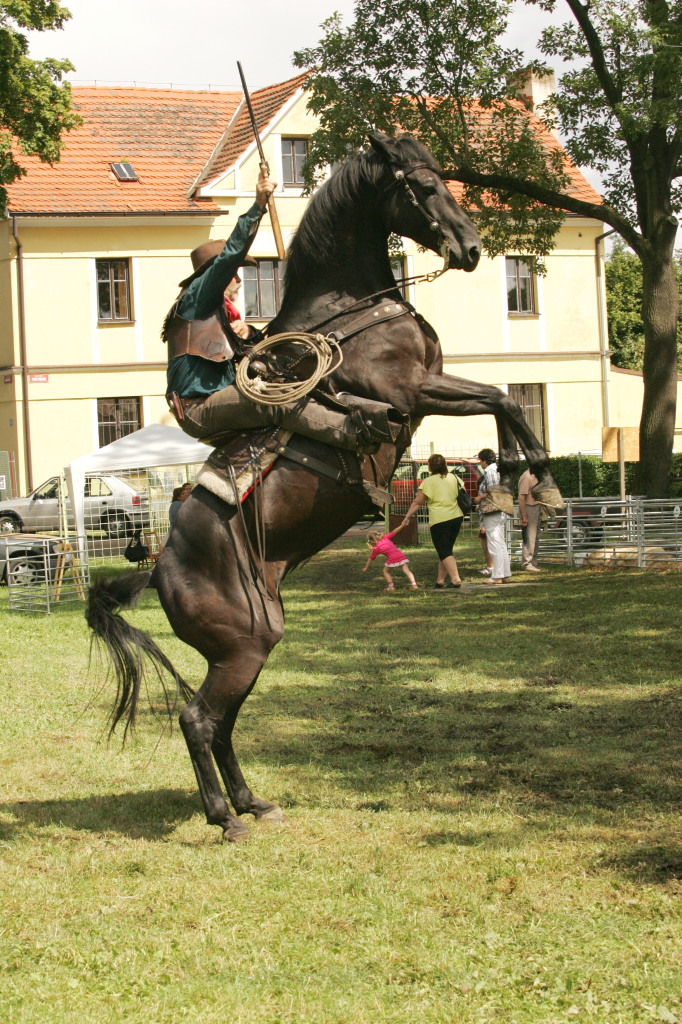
top-left (86, 571), bottom-right (195, 739)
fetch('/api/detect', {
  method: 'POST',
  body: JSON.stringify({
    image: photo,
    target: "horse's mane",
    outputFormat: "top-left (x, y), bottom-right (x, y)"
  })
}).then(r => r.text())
top-left (285, 135), bottom-right (441, 288)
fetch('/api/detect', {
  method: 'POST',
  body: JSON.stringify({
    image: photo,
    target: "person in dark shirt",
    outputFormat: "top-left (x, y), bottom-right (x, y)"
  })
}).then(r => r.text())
top-left (164, 172), bottom-right (401, 453)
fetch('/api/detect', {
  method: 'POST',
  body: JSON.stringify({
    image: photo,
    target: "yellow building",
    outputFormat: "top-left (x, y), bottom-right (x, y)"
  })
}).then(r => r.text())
top-left (2, 73), bottom-right (679, 494)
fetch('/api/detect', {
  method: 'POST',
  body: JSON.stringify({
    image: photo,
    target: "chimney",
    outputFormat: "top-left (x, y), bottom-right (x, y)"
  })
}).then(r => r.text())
top-left (516, 69), bottom-right (558, 137)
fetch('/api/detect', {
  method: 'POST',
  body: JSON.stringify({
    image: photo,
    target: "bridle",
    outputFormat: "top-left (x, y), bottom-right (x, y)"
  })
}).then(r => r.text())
top-left (380, 161), bottom-right (451, 270)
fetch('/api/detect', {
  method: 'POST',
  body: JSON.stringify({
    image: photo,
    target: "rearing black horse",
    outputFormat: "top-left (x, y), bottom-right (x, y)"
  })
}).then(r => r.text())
top-left (88, 132), bottom-right (562, 841)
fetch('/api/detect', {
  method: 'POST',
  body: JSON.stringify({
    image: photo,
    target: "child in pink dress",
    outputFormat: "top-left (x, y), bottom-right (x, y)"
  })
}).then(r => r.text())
top-left (362, 523), bottom-right (418, 591)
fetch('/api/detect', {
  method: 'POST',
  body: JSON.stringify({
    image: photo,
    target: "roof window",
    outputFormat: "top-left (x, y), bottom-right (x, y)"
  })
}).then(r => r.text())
top-left (111, 162), bottom-right (139, 182)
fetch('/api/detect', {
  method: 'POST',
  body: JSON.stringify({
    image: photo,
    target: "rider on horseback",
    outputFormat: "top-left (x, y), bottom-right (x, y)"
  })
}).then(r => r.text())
top-left (164, 172), bottom-right (403, 452)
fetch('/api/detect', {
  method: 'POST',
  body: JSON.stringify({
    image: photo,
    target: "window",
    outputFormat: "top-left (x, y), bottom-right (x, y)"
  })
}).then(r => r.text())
top-left (243, 260), bottom-right (286, 319)
top-left (84, 477), bottom-right (112, 498)
top-left (34, 478), bottom-right (60, 500)
top-left (390, 256), bottom-right (408, 299)
top-left (506, 257), bottom-right (536, 314)
top-left (96, 259), bottom-right (132, 321)
top-left (508, 384), bottom-right (546, 447)
top-left (281, 138), bottom-right (308, 186)
top-left (97, 397), bottom-right (141, 448)
top-left (110, 162), bottom-right (138, 181)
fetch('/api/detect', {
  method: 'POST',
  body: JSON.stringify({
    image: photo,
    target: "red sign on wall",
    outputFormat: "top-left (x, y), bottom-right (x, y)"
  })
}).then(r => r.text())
top-left (29, 373), bottom-right (49, 383)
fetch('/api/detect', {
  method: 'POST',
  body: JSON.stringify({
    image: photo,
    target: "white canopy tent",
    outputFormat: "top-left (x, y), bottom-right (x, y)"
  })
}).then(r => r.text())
top-left (64, 424), bottom-right (212, 541)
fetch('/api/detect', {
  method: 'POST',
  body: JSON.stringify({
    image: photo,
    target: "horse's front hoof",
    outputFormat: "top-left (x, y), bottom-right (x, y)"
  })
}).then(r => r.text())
top-left (222, 819), bottom-right (250, 843)
top-left (487, 486), bottom-right (515, 515)
top-left (532, 486), bottom-right (565, 510)
top-left (256, 806), bottom-right (287, 825)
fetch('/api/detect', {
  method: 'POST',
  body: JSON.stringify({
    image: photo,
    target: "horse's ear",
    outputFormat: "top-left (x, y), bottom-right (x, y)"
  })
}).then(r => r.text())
top-left (368, 131), bottom-right (399, 163)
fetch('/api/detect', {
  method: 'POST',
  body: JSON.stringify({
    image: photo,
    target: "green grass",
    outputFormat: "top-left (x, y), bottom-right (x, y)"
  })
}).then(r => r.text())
top-left (1, 535), bottom-right (681, 1024)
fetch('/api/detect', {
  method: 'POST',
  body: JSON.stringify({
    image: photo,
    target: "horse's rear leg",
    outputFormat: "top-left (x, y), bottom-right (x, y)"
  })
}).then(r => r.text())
top-left (179, 687), bottom-right (249, 842)
top-left (179, 638), bottom-right (282, 842)
top-left (212, 692), bottom-right (286, 824)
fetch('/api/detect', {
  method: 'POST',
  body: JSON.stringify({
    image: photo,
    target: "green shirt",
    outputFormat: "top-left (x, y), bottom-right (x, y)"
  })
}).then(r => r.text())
top-left (167, 202), bottom-right (263, 398)
top-left (419, 473), bottom-right (464, 526)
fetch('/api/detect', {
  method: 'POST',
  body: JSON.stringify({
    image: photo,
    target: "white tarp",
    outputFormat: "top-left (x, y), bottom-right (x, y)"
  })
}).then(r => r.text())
top-left (64, 424), bottom-right (212, 540)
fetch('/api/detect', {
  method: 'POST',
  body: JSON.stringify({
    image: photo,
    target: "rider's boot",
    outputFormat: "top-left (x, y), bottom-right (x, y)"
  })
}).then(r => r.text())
top-left (271, 395), bottom-right (405, 453)
top-left (187, 385), bottom-right (406, 454)
top-left (332, 393), bottom-right (407, 450)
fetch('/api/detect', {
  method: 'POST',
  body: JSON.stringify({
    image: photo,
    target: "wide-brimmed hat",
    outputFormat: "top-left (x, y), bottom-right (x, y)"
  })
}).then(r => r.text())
top-left (179, 240), bottom-right (257, 287)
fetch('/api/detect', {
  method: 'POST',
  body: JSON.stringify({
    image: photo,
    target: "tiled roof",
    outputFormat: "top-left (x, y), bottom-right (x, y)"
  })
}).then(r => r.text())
top-left (194, 72), bottom-right (309, 190)
top-left (7, 78), bottom-right (601, 216)
top-left (7, 87), bottom-right (242, 215)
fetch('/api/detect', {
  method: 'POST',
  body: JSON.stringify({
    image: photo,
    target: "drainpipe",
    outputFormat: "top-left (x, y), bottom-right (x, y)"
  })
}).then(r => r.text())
top-left (595, 228), bottom-right (616, 428)
top-left (11, 215), bottom-right (33, 492)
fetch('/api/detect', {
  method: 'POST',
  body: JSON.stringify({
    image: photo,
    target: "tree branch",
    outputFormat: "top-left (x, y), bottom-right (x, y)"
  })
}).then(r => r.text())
top-left (413, 96), bottom-right (465, 165)
top-left (564, 0), bottom-right (632, 142)
top-left (443, 164), bottom-right (647, 254)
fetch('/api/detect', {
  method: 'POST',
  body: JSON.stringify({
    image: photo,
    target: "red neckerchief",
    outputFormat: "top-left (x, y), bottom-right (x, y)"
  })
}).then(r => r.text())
top-left (224, 297), bottom-right (240, 322)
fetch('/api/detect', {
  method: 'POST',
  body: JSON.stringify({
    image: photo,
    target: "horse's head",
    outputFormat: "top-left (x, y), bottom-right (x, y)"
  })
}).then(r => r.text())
top-left (368, 131), bottom-right (481, 273)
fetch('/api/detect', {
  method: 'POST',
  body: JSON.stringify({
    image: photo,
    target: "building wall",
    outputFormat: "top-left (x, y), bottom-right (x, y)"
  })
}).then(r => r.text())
top-left (0, 217), bottom-right (228, 487)
top-left (3, 89), bottom-right (681, 494)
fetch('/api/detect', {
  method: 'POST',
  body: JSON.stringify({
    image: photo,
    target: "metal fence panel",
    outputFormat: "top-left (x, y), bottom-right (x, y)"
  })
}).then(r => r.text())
top-left (6, 536), bottom-right (90, 613)
top-left (523, 497), bottom-right (682, 568)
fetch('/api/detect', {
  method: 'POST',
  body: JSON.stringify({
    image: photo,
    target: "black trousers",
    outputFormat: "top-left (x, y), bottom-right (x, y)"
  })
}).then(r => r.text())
top-left (429, 516), bottom-right (463, 560)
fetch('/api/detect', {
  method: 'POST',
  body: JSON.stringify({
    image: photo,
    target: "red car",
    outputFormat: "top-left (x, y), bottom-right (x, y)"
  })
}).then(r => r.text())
top-left (391, 457), bottom-right (481, 516)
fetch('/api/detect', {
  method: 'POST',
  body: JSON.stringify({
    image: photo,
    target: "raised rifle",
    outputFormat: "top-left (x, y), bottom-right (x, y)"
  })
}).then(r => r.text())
top-left (237, 61), bottom-right (286, 261)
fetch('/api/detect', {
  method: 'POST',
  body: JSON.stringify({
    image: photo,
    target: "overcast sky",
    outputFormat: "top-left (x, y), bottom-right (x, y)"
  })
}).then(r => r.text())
top-left (26, 0), bottom-right (556, 90)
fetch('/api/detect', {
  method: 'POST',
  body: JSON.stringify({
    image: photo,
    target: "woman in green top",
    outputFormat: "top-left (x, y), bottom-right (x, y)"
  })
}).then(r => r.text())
top-left (402, 453), bottom-right (464, 589)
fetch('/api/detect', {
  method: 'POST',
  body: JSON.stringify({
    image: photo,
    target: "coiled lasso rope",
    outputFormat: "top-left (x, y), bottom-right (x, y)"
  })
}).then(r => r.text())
top-left (234, 331), bottom-right (343, 405)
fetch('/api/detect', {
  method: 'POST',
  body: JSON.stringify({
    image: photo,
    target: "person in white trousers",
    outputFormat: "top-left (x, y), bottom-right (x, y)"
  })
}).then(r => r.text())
top-left (475, 449), bottom-right (512, 584)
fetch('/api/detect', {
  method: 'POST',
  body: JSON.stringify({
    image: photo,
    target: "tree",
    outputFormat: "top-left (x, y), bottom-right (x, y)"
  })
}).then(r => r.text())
top-left (295, 0), bottom-right (682, 496)
top-left (0, 1), bottom-right (80, 211)
top-left (606, 240), bottom-right (682, 373)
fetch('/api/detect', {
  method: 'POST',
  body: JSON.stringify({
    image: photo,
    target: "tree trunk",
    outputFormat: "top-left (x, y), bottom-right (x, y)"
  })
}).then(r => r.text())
top-left (634, 253), bottom-right (679, 497)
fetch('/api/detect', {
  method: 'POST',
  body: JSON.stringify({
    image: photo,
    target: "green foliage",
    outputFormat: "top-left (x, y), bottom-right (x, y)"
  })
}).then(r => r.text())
top-left (294, 0), bottom-right (568, 260)
top-left (605, 240), bottom-right (646, 370)
top-left (537, 0), bottom-right (682, 227)
top-left (605, 241), bottom-right (682, 372)
top-left (292, 0), bottom-right (681, 253)
top-left (0, 0), bottom-right (80, 211)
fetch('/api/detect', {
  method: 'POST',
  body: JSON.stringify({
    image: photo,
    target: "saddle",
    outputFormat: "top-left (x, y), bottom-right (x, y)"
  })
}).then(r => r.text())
top-left (196, 428), bottom-right (394, 509)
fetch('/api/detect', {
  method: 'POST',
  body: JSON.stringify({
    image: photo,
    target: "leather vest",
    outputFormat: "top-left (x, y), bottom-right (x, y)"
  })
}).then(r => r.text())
top-left (163, 297), bottom-right (235, 364)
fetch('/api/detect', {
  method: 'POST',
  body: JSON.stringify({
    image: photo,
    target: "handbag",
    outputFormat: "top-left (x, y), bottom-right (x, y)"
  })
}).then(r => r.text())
top-left (456, 479), bottom-right (472, 515)
top-left (124, 530), bottom-right (150, 563)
